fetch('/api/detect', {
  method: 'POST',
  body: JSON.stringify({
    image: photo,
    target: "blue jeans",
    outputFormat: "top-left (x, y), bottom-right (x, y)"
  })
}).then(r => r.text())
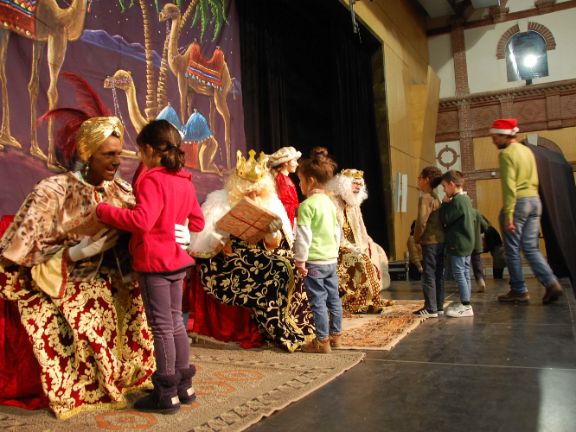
top-left (421, 243), bottom-right (445, 313)
top-left (303, 263), bottom-right (342, 340)
top-left (139, 271), bottom-right (189, 375)
top-left (448, 254), bottom-right (471, 304)
top-left (499, 197), bottom-right (557, 293)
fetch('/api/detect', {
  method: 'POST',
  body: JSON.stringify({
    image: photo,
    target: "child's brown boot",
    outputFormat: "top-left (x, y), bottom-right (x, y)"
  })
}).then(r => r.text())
top-left (329, 333), bottom-right (342, 349)
top-left (302, 337), bottom-right (331, 353)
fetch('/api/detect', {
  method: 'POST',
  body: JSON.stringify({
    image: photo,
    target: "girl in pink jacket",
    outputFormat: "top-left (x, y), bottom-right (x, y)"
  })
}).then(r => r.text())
top-left (97, 119), bottom-right (204, 414)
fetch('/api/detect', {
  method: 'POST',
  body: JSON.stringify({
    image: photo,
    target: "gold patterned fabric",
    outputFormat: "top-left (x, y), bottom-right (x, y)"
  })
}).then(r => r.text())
top-left (337, 220), bottom-right (387, 314)
top-left (0, 172), bottom-right (134, 267)
top-left (0, 173), bottom-right (154, 419)
top-left (197, 237), bottom-right (315, 352)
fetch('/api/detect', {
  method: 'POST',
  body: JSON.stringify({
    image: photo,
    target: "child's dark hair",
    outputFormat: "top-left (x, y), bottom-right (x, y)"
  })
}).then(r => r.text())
top-left (136, 119), bottom-right (184, 172)
top-left (298, 148), bottom-right (337, 186)
top-left (309, 146), bottom-right (338, 172)
top-left (420, 166), bottom-right (443, 189)
top-left (441, 170), bottom-right (465, 187)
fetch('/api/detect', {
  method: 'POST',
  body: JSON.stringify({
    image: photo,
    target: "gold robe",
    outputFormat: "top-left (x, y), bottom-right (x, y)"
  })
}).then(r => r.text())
top-left (333, 196), bottom-right (391, 313)
top-left (0, 173), bottom-right (154, 419)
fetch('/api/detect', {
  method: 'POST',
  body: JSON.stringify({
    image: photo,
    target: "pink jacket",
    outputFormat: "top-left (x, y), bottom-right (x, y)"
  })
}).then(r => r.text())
top-left (97, 167), bottom-right (205, 273)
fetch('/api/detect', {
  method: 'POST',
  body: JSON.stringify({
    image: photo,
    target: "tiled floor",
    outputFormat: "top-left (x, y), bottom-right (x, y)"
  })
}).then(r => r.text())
top-left (247, 278), bottom-right (576, 432)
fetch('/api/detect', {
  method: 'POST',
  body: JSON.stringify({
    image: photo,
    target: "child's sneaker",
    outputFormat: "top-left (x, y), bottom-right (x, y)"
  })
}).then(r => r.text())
top-left (413, 307), bottom-right (438, 318)
top-left (446, 303), bottom-right (474, 318)
top-left (302, 337), bottom-right (331, 353)
top-left (329, 333), bottom-right (342, 349)
top-left (437, 310), bottom-right (444, 317)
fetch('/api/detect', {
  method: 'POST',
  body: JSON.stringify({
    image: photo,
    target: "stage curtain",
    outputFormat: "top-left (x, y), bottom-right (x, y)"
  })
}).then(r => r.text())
top-left (528, 144), bottom-right (576, 292)
top-left (237, 0), bottom-right (389, 249)
top-left (0, 215), bottom-right (48, 410)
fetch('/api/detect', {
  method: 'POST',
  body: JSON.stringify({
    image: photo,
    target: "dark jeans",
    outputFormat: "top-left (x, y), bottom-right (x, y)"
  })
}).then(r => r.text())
top-left (140, 271), bottom-right (189, 375)
top-left (471, 252), bottom-right (484, 282)
top-left (421, 243), bottom-right (445, 313)
top-left (491, 245), bottom-right (506, 279)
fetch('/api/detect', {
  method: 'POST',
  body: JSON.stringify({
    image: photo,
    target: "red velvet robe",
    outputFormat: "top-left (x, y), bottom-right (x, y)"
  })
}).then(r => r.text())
top-left (0, 215), bottom-right (48, 410)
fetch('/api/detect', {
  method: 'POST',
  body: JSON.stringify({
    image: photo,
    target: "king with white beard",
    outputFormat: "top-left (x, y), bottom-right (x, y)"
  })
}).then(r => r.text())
top-left (327, 169), bottom-right (391, 313)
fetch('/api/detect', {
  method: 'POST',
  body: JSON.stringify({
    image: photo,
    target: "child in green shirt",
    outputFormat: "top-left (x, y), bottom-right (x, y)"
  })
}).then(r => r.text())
top-left (439, 170), bottom-right (476, 318)
top-left (294, 150), bottom-right (341, 353)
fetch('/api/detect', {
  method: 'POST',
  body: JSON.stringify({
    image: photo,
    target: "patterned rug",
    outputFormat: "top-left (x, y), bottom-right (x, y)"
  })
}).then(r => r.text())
top-left (0, 346), bottom-right (364, 432)
top-left (339, 300), bottom-right (427, 350)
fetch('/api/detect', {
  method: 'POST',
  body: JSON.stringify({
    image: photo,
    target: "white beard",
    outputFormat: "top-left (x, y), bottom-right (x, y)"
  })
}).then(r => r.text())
top-left (327, 175), bottom-right (368, 207)
top-left (341, 187), bottom-right (367, 207)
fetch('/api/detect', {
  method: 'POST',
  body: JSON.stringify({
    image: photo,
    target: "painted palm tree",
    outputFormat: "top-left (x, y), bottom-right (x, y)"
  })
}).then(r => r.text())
top-left (116, 0), bottom-right (226, 116)
top-left (115, 0), bottom-right (160, 120)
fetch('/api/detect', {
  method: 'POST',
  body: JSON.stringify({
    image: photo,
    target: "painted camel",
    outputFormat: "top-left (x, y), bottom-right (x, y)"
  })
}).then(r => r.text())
top-left (104, 70), bottom-right (217, 170)
top-left (0, 0), bottom-right (88, 169)
top-left (104, 70), bottom-right (148, 133)
top-left (159, 3), bottom-right (232, 168)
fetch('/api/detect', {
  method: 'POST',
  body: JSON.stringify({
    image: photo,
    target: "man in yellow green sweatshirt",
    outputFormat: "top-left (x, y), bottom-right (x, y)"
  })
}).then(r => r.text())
top-left (490, 118), bottom-right (562, 305)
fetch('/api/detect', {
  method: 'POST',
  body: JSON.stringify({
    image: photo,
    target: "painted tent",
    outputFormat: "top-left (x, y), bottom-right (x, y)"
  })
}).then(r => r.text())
top-left (0, 0), bottom-right (245, 215)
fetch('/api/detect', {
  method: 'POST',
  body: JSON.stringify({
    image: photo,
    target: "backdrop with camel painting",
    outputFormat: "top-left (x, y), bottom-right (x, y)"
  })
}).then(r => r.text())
top-left (0, 0), bottom-right (244, 215)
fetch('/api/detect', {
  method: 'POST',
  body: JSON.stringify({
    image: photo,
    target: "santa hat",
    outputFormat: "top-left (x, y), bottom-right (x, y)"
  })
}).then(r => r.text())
top-left (489, 118), bottom-right (519, 136)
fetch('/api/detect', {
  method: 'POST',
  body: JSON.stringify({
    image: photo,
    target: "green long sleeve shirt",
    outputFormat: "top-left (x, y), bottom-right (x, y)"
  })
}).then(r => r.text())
top-left (439, 193), bottom-right (476, 257)
top-left (499, 142), bottom-right (539, 222)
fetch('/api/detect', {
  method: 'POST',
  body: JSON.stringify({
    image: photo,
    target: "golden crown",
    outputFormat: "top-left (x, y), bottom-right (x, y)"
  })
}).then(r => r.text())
top-left (236, 149), bottom-right (269, 182)
top-left (341, 168), bottom-right (364, 179)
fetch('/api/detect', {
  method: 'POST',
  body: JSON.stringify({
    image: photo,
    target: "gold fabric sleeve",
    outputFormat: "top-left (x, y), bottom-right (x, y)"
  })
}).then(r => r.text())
top-left (30, 248), bottom-right (69, 299)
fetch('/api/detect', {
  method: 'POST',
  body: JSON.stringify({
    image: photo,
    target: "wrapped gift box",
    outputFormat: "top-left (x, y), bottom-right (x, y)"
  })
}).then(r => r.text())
top-left (216, 197), bottom-right (279, 244)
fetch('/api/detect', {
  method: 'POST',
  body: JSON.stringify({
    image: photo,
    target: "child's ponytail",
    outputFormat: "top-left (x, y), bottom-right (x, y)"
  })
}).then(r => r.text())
top-left (137, 119), bottom-right (185, 172)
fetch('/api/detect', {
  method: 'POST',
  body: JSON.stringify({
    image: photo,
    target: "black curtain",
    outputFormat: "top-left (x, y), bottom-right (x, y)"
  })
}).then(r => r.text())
top-left (237, 0), bottom-right (389, 249)
top-left (527, 144), bottom-right (576, 293)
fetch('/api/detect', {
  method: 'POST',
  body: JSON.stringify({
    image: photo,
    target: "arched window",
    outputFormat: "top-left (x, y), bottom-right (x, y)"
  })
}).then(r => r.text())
top-left (506, 31), bottom-right (548, 83)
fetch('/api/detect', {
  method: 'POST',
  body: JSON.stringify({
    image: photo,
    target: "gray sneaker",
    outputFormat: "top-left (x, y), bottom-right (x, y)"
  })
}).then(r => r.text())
top-left (413, 307), bottom-right (438, 318)
top-left (446, 303), bottom-right (474, 318)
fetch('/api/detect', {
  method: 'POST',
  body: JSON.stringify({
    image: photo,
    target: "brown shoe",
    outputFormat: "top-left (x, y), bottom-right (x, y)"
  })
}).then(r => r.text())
top-left (329, 333), bottom-right (342, 349)
top-left (474, 278), bottom-right (486, 293)
top-left (498, 290), bottom-right (530, 304)
top-left (302, 337), bottom-right (331, 354)
top-left (542, 280), bottom-right (562, 305)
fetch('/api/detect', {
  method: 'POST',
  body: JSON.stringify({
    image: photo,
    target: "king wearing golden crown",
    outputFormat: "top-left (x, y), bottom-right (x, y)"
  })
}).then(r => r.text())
top-left (327, 168), bottom-right (392, 314)
top-left (188, 150), bottom-right (315, 352)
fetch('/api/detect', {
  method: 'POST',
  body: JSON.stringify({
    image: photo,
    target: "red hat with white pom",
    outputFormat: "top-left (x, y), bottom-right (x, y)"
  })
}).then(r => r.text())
top-left (489, 118), bottom-right (519, 136)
